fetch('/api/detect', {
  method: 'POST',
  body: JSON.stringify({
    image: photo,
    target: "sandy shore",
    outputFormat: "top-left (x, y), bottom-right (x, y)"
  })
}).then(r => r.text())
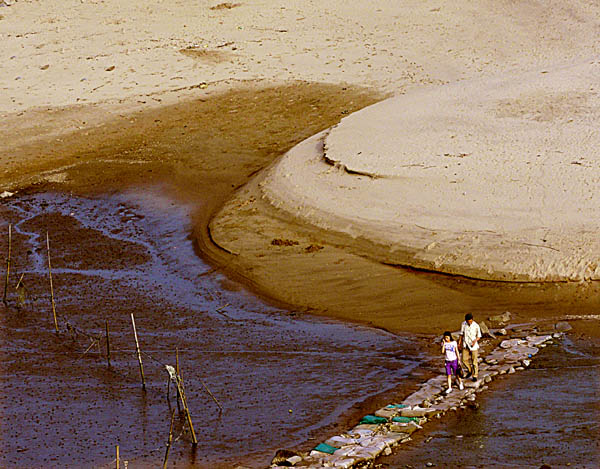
top-left (2, 1), bottom-right (600, 330)
top-left (256, 62), bottom-right (600, 282)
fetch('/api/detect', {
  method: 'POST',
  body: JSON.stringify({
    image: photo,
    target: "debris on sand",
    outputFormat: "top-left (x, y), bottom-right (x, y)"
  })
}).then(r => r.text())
top-left (271, 238), bottom-right (299, 246)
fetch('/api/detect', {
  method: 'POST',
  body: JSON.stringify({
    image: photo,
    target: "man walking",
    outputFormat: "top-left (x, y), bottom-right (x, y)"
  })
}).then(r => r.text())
top-left (459, 313), bottom-right (482, 381)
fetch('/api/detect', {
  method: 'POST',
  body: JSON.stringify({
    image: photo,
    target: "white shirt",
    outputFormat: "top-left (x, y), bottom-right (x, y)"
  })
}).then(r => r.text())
top-left (461, 320), bottom-right (482, 351)
top-left (443, 340), bottom-right (458, 361)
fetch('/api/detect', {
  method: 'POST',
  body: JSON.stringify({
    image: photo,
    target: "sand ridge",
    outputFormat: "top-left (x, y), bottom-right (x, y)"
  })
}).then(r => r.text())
top-left (257, 61), bottom-right (600, 281)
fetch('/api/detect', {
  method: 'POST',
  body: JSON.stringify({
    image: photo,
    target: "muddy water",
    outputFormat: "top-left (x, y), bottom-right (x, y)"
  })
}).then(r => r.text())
top-left (0, 190), bottom-right (424, 468)
top-left (379, 336), bottom-right (600, 468)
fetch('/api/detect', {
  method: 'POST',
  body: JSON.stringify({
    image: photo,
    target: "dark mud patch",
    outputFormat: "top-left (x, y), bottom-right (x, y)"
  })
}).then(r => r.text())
top-left (18, 211), bottom-right (151, 270)
top-left (0, 191), bottom-right (427, 468)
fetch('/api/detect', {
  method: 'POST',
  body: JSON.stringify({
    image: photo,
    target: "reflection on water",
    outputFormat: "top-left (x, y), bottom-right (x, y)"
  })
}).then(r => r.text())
top-left (0, 190), bottom-right (424, 468)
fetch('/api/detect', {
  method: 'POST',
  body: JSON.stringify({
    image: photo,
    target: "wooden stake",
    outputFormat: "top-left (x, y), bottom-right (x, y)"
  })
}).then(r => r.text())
top-left (46, 231), bottom-right (58, 333)
top-left (3, 223), bottom-right (11, 306)
top-left (162, 409), bottom-right (176, 469)
top-left (175, 348), bottom-right (181, 414)
top-left (105, 319), bottom-right (111, 368)
top-left (130, 313), bottom-right (146, 390)
top-left (15, 272), bottom-right (26, 309)
top-left (175, 368), bottom-right (197, 446)
top-left (116, 445), bottom-right (120, 469)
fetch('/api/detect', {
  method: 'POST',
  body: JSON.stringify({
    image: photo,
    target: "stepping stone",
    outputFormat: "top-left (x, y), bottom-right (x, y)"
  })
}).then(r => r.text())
top-left (500, 338), bottom-right (523, 348)
top-left (374, 407), bottom-right (398, 419)
top-left (400, 407), bottom-right (439, 418)
top-left (526, 335), bottom-right (552, 346)
top-left (389, 422), bottom-right (421, 434)
top-left (351, 424), bottom-right (378, 433)
top-left (350, 424), bottom-right (380, 438)
top-left (326, 435), bottom-right (361, 447)
top-left (464, 378), bottom-right (482, 388)
top-left (334, 444), bottom-right (382, 460)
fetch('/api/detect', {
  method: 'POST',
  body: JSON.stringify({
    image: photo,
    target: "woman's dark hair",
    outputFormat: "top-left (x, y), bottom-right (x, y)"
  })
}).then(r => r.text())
top-left (443, 331), bottom-right (452, 339)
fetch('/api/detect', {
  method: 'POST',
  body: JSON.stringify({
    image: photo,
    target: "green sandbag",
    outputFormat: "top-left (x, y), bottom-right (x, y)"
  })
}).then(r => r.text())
top-left (392, 416), bottom-right (419, 423)
top-left (359, 414), bottom-right (388, 425)
top-left (385, 404), bottom-right (408, 409)
top-left (313, 442), bottom-right (339, 454)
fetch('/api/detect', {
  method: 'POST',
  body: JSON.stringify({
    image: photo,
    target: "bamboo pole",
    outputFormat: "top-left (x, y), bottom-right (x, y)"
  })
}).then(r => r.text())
top-left (15, 272), bottom-right (25, 309)
top-left (176, 373), bottom-right (197, 446)
top-left (46, 231), bottom-right (58, 333)
top-left (175, 348), bottom-right (181, 414)
top-left (116, 445), bottom-right (120, 469)
top-left (199, 379), bottom-right (223, 411)
top-left (3, 223), bottom-right (11, 306)
top-left (15, 272), bottom-right (24, 289)
top-left (162, 409), bottom-right (176, 469)
top-left (105, 319), bottom-right (111, 368)
top-left (130, 313), bottom-right (146, 390)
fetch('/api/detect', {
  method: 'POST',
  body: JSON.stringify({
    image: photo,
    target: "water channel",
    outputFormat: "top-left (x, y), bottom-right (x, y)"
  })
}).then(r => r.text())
top-left (0, 189), bottom-right (425, 468)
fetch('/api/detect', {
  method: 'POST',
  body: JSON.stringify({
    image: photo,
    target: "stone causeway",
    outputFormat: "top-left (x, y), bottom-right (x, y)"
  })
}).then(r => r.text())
top-left (268, 325), bottom-right (564, 468)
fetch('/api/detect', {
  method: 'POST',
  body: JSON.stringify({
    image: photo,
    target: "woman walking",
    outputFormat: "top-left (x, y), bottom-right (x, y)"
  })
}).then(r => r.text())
top-left (442, 331), bottom-right (464, 394)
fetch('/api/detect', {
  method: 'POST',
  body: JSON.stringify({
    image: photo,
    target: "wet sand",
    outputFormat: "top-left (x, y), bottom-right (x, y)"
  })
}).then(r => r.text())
top-left (1, 1), bottom-right (599, 467)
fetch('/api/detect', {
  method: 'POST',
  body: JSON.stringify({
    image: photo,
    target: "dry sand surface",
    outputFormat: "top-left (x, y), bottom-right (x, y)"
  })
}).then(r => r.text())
top-left (1, 1), bottom-right (600, 330)
top-left (257, 62), bottom-right (600, 282)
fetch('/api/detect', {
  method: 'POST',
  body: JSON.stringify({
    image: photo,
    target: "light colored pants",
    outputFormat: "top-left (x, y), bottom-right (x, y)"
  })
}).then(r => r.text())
top-left (462, 348), bottom-right (479, 378)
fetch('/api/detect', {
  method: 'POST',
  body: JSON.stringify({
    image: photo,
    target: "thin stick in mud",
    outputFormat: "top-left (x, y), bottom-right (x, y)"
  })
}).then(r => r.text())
top-left (15, 272), bottom-right (26, 309)
top-left (105, 319), bottom-right (111, 368)
top-left (162, 409), bottom-right (177, 469)
top-left (175, 371), bottom-right (198, 446)
top-left (116, 445), bottom-right (119, 469)
top-left (46, 231), bottom-right (58, 333)
top-left (3, 223), bottom-right (11, 306)
top-left (131, 313), bottom-right (146, 390)
top-left (175, 348), bottom-right (181, 414)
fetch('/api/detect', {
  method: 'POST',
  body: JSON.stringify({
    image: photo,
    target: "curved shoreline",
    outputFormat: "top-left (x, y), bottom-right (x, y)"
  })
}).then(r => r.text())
top-left (1, 80), bottom-right (599, 340)
top-left (248, 62), bottom-right (600, 283)
top-left (2, 0), bottom-right (600, 337)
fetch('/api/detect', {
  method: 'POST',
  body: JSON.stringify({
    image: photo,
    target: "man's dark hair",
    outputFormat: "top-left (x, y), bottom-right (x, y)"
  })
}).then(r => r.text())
top-left (465, 313), bottom-right (473, 321)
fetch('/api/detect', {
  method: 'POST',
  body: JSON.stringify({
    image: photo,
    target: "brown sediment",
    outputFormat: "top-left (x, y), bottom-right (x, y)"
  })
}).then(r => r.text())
top-left (1, 81), bottom-right (383, 218)
top-left (2, 81), bottom-right (599, 338)
top-left (205, 169), bottom-right (600, 336)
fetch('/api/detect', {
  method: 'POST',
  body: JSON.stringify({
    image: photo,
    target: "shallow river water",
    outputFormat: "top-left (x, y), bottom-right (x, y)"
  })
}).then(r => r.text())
top-left (0, 190), bottom-right (424, 468)
top-left (379, 335), bottom-right (600, 468)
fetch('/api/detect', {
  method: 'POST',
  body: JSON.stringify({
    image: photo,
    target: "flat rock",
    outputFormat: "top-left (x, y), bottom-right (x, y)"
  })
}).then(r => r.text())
top-left (399, 407), bottom-right (439, 418)
top-left (555, 321), bottom-right (572, 332)
top-left (488, 311), bottom-right (512, 324)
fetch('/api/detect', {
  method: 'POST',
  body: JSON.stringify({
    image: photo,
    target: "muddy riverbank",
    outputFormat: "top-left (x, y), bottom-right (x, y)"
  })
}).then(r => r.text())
top-left (0, 190), bottom-right (429, 468)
